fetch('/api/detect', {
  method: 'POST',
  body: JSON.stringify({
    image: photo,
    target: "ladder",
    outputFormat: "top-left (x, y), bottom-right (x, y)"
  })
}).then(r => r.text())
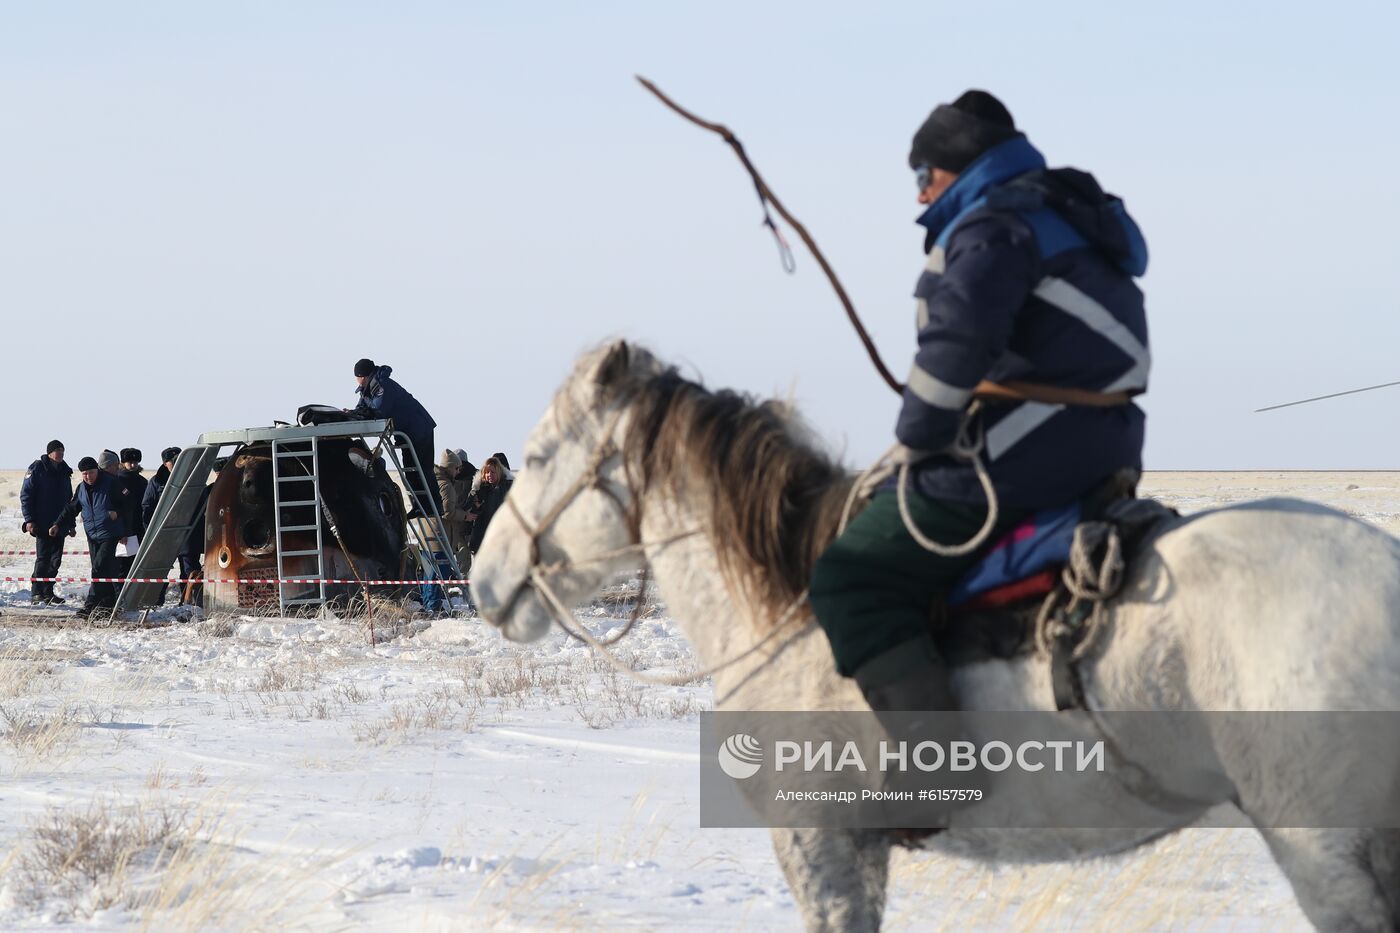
top-left (114, 446), bottom-right (221, 613)
top-left (271, 437), bottom-right (327, 613)
top-left (381, 429), bottom-right (463, 591)
top-left (115, 418), bottom-right (462, 617)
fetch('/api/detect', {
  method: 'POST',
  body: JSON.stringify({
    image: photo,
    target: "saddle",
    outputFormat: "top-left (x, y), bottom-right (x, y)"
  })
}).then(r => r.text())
top-left (931, 470), bottom-right (1178, 676)
top-left (890, 474), bottom-right (1179, 845)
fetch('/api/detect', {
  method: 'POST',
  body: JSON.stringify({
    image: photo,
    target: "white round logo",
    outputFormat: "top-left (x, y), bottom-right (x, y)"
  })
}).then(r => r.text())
top-left (717, 733), bottom-right (763, 779)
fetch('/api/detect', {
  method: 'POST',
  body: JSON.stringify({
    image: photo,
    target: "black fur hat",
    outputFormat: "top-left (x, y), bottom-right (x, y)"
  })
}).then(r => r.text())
top-left (909, 90), bottom-right (1021, 173)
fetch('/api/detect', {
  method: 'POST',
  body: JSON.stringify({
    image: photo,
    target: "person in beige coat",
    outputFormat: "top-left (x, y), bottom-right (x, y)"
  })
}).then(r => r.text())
top-left (435, 449), bottom-right (472, 576)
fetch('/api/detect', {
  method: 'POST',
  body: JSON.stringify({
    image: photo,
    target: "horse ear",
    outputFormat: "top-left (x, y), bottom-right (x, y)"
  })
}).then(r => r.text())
top-left (594, 340), bottom-right (632, 389)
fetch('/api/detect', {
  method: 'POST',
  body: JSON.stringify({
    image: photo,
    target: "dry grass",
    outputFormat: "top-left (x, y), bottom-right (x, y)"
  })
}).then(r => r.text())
top-left (146, 762), bottom-right (208, 791)
top-left (461, 837), bottom-right (574, 928)
top-left (563, 652), bottom-right (701, 729)
top-left (137, 819), bottom-right (347, 930)
top-left (0, 647), bottom-right (58, 699)
top-left (886, 830), bottom-right (1306, 932)
top-left (194, 616), bottom-right (237, 638)
top-left (0, 701), bottom-right (112, 761)
top-left (591, 790), bottom-right (676, 865)
top-left (11, 798), bottom-right (190, 920)
top-left (351, 691), bottom-right (483, 745)
top-left (257, 659), bottom-right (321, 693)
top-left (2, 793), bottom-right (348, 928)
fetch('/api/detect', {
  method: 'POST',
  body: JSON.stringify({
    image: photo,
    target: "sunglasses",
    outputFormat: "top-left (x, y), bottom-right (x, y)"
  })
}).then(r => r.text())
top-left (915, 165), bottom-right (933, 191)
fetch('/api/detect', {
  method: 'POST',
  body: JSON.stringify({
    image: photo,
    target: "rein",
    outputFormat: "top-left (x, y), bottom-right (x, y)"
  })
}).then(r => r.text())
top-left (493, 410), bottom-right (635, 635)
top-left (838, 402), bottom-right (1001, 558)
top-left (495, 412), bottom-right (812, 687)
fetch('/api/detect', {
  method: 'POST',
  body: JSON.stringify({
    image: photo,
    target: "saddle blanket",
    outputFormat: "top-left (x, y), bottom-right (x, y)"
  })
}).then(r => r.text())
top-left (946, 502), bottom-right (1080, 608)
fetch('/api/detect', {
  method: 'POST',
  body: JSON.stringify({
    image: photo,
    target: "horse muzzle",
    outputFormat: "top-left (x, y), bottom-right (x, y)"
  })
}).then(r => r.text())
top-left (474, 576), bottom-right (553, 643)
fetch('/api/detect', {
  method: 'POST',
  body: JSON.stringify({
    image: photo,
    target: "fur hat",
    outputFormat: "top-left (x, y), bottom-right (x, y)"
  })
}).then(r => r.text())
top-left (161, 446), bottom-right (182, 464)
top-left (98, 450), bottom-right (120, 470)
top-left (120, 447), bottom-right (142, 464)
top-left (909, 90), bottom-right (1020, 173)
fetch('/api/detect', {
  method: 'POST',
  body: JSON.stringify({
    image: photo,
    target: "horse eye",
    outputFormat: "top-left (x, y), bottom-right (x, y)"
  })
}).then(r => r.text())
top-left (525, 455), bottom-right (548, 470)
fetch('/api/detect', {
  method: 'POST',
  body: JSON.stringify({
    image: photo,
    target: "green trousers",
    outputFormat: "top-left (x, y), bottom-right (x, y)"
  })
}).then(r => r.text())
top-left (809, 489), bottom-right (1029, 678)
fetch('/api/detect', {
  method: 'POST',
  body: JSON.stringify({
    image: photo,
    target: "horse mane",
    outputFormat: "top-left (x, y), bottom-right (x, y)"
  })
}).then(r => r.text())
top-left (583, 344), bottom-right (854, 625)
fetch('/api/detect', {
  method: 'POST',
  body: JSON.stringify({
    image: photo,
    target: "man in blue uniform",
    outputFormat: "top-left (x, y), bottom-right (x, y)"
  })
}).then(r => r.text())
top-left (810, 91), bottom-right (1150, 721)
top-left (350, 358), bottom-right (442, 515)
top-left (51, 455), bottom-right (133, 619)
top-left (20, 440), bottom-right (73, 605)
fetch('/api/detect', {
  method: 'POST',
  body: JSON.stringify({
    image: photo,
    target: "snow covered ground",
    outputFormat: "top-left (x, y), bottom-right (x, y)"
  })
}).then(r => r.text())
top-left (1, 469), bottom-right (1390, 930)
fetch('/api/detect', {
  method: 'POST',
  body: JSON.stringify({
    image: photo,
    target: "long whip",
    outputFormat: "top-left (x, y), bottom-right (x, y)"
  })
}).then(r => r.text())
top-left (636, 76), bottom-right (904, 397)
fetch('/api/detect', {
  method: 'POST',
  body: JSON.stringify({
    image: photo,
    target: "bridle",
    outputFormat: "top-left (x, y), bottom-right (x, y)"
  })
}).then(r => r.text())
top-left (490, 408), bottom-right (811, 687)
top-left (494, 411), bottom-right (646, 636)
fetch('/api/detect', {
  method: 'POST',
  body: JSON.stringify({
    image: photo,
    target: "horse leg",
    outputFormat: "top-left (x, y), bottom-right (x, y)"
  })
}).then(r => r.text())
top-left (1367, 829), bottom-right (1400, 922)
top-left (1257, 828), bottom-right (1395, 931)
top-left (769, 827), bottom-right (891, 932)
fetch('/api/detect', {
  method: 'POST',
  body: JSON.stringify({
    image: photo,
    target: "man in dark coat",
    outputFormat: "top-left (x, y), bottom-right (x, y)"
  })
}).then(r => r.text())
top-left (809, 91), bottom-right (1149, 733)
top-left (51, 456), bottom-right (132, 618)
top-left (142, 447), bottom-right (188, 603)
top-left (97, 450), bottom-right (142, 535)
top-left (120, 448), bottom-right (148, 536)
top-left (20, 440), bottom-right (73, 605)
top-left (141, 447), bottom-right (180, 530)
top-left (99, 449), bottom-right (143, 581)
top-left (349, 358), bottom-right (442, 515)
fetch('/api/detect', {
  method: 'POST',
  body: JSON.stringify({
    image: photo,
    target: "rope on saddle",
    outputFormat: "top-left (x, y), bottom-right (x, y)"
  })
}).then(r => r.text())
top-left (1035, 519), bottom-right (1125, 664)
top-left (1035, 497), bottom-right (1174, 710)
top-left (1030, 499), bottom-right (1215, 814)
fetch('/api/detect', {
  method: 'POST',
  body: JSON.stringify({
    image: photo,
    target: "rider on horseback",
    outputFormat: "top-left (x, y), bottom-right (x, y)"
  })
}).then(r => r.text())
top-left (810, 90), bottom-right (1150, 731)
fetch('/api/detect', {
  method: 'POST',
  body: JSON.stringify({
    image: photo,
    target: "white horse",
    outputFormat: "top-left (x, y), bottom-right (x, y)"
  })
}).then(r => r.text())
top-left (472, 341), bottom-right (1400, 932)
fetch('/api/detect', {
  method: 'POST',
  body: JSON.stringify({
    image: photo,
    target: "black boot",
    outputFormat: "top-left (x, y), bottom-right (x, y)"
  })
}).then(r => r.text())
top-left (853, 638), bottom-right (975, 832)
top-left (855, 639), bottom-right (959, 719)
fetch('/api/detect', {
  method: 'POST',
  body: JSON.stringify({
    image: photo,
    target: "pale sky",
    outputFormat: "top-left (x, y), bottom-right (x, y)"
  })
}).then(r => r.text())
top-left (3, 2), bottom-right (1398, 470)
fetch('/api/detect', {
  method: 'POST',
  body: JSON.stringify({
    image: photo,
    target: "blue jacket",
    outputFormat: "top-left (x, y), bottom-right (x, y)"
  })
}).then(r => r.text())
top-left (142, 464), bottom-right (168, 530)
top-left (898, 136), bottom-right (1149, 509)
top-left (142, 465), bottom-right (206, 559)
top-left (53, 471), bottom-right (130, 541)
top-left (353, 365), bottom-right (437, 441)
top-left (20, 457), bottom-right (73, 530)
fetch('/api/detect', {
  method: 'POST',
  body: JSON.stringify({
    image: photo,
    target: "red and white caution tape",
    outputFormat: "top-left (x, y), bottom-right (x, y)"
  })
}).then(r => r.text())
top-left (0, 549), bottom-right (90, 556)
